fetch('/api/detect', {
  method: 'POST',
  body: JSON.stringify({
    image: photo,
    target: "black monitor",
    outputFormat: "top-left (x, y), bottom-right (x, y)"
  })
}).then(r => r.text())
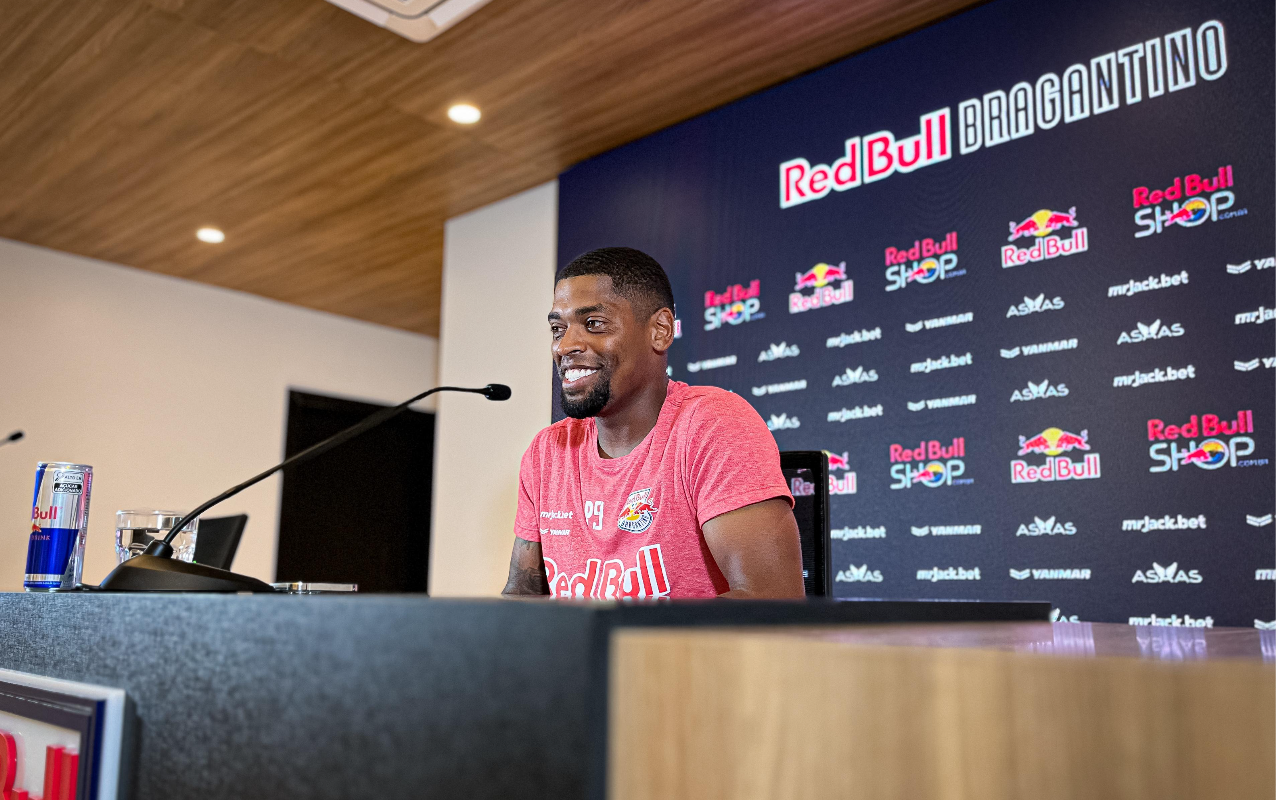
top-left (779, 451), bottom-right (829, 596)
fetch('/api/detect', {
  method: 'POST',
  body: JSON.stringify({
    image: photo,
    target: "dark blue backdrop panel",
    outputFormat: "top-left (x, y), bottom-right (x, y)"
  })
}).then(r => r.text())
top-left (556, 0), bottom-right (1274, 627)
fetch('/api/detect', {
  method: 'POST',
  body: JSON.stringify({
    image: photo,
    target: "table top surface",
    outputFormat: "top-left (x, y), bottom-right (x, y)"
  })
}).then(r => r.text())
top-left (762, 620), bottom-right (1275, 662)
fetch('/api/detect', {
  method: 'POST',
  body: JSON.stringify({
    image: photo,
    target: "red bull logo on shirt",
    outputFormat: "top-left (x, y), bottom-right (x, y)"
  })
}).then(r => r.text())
top-left (617, 488), bottom-right (659, 533)
top-left (704, 279), bottom-right (764, 330)
top-left (1012, 427), bottom-right (1101, 484)
top-left (1133, 165), bottom-right (1246, 238)
top-left (1147, 410), bottom-right (1264, 472)
top-left (885, 232), bottom-right (963, 291)
top-left (790, 262), bottom-right (853, 314)
top-left (888, 438), bottom-right (969, 489)
top-left (544, 544), bottom-right (671, 600)
top-left (1002, 207), bottom-right (1088, 268)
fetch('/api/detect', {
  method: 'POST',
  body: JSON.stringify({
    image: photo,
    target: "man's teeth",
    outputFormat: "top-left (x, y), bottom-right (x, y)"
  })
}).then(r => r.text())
top-left (563, 368), bottom-right (598, 383)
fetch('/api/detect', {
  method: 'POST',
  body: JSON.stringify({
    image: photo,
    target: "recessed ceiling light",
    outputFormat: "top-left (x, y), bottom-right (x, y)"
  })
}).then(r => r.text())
top-left (447, 104), bottom-right (481, 124)
top-left (196, 227), bottom-right (225, 244)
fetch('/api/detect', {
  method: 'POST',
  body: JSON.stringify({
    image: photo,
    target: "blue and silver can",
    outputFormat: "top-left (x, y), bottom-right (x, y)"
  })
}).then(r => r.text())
top-left (25, 462), bottom-right (93, 591)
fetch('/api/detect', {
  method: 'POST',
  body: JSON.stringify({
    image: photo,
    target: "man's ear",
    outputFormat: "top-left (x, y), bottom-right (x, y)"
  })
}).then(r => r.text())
top-left (650, 307), bottom-right (675, 353)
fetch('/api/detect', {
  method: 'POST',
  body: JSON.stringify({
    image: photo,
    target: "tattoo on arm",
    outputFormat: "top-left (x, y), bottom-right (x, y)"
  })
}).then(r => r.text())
top-left (502, 538), bottom-right (549, 596)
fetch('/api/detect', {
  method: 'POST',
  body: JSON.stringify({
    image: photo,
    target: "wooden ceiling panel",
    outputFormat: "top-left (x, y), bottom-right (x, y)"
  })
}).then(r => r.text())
top-left (0, 0), bottom-right (978, 335)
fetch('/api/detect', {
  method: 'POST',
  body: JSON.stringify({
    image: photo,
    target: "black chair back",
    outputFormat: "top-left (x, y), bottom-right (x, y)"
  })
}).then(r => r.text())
top-left (194, 514), bottom-right (248, 571)
top-left (779, 451), bottom-right (830, 596)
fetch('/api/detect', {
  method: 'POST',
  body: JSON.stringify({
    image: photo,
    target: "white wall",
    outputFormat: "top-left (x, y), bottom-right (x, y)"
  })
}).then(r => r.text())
top-left (430, 181), bottom-right (557, 596)
top-left (0, 239), bottom-right (437, 589)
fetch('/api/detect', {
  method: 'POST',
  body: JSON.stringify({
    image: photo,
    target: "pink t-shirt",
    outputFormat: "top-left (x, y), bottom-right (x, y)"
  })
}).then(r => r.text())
top-left (514, 380), bottom-right (793, 599)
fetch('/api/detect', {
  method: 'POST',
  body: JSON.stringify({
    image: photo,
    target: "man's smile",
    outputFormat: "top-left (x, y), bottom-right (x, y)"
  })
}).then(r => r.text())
top-left (561, 367), bottom-right (599, 386)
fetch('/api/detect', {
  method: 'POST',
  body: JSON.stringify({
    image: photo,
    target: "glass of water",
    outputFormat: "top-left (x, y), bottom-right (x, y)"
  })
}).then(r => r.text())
top-left (115, 510), bottom-right (199, 564)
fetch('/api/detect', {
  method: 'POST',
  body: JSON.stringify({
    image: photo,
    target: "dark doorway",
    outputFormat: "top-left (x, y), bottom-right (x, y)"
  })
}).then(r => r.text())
top-left (276, 390), bottom-right (434, 592)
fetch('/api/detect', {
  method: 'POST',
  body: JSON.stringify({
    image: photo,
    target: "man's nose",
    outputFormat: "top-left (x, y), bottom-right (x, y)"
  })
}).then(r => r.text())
top-left (555, 323), bottom-right (587, 356)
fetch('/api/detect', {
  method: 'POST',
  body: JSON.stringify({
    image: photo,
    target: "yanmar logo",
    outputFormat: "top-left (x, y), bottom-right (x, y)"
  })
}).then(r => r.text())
top-left (1006, 293), bottom-right (1064, 318)
top-left (704, 279), bottom-right (763, 330)
top-left (1010, 568), bottom-right (1091, 580)
top-left (545, 545), bottom-right (669, 600)
top-left (758, 342), bottom-right (800, 362)
top-left (1134, 165), bottom-right (1246, 237)
top-left (1000, 338), bottom-right (1078, 359)
top-left (1131, 562), bottom-right (1202, 584)
top-left (885, 232), bottom-right (964, 292)
top-left (834, 563), bottom-right (883, 583)
top-left (791, 262), bottom-right (853, 314)
top-left (686, 355), bottom-right (736, 372)
top-left (1011, 379), bottom-right (1068, 403)
top-left (1002, 207), bottom-right (1088, 268)
top-left (752, 380), bottom-right (806, 396)
top-left (910, 524), bottom-right (980, 537)
top-left (832, 366), bottom-right (878, 387)
top-left (907, 395), bottom-right (976, 412)
top-left (1227, 256), bottom-right (1274, 274)
top-left (905, 311), bottom-right (972, 332)
top-left (1147, 410), bottom-right (1265, 472)
top-left (1012, 427), bottom-right (1100, 484)
top-left (1118, 319), bottom-right (1184, 344)
top-left (1017, 516), bottom-right (1076, 536)
top-left (780, 108), bottom-right (951, 208)
top-left (889, 438), bottom-right (970, 489)
top-left (1234, 357), bottom-right (1276, 371)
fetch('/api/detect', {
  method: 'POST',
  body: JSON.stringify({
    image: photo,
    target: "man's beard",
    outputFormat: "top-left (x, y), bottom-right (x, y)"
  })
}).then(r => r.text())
top-left (560, 370), bottom-right (611, 418)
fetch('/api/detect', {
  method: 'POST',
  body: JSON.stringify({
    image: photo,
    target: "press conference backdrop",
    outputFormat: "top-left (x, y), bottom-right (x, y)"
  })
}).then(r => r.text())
top-left (556, 0), bottom-right (1274, 626)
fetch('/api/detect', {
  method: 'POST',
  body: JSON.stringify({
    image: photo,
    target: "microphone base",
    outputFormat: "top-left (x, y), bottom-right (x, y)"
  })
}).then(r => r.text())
top-left (99, 555), bottom-right (275, 593)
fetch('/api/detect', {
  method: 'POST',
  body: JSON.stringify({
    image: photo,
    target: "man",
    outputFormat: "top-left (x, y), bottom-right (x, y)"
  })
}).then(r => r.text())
top-left (502, 247), bottom-right (805, 599)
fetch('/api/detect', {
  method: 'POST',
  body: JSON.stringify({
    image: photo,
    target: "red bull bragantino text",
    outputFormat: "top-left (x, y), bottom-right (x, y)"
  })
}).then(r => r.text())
top-left (1012, 428), bottom-right (1100, 484)
top-left (1002, 207), bottom-right (1088, 268)
top-left (779, 108), bottom-right (951, 208)
top-left (790, 262), bottom-right (852, 314)
top-left (1147, 410), bottom-right (1263, 473)
top-left (26, 462), bottom-right (93, 591)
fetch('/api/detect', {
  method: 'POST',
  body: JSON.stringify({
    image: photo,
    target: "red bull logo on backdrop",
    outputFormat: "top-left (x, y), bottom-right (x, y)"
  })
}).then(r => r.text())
top-left (1147, 410), bottom-right (1266, 472)
top-left (1133, 165), bottom-right (1245, 237)
top-left (824, 451), bottom-right (856, 495)
top-left (779, 108), bottom-right (952, 208)
top-left (1002, 207), bottom-right (1088, 268)
top-left (790, 262), bottom-right (853, 314)
top-left (704, 279), bottom-right (764, 330)
top-left (1012, 427), bottom-right (1101, 483)
top-left (889, 438), bottom-right (969, 489)
top-left (885, 232), bottom-right (964, 291)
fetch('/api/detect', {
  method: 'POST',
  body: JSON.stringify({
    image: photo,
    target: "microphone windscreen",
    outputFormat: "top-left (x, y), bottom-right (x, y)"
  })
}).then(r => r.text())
top-left (7, 431), bottom-right (22, 442)
top-left (483, 384), bottom-right (512, 401)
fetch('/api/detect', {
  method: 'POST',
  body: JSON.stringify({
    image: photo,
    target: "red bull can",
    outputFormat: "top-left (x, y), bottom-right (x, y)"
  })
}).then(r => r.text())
top-left (25, 462), bottom-right (93, 591)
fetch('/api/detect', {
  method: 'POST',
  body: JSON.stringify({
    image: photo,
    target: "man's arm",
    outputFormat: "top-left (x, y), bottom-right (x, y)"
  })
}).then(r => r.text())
top-left (501, 537), bottom-right (550, 596)
top-left (702, 497), bottom-right (805, 598)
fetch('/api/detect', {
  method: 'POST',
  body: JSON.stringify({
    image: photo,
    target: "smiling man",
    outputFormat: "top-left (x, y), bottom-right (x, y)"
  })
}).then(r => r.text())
top-left (502, 247), bottom-right (804, 600)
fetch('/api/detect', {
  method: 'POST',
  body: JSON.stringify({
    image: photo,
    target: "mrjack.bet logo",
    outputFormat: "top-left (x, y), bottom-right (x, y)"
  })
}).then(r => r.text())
top-left (1133, 165), bottom-right (1246, 238)
top-left (889, 437), bottom-right (970, 490)
top-left (1147, 410), bottom-right (1266, 472)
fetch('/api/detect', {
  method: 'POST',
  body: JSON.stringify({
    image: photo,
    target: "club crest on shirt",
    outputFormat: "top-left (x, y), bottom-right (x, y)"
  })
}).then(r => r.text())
top-left (618, 488), bottom-right (659, 533)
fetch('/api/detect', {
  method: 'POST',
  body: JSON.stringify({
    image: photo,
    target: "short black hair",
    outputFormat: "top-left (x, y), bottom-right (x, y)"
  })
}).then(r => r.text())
top-left (555, 247), bottom-right (676, 319)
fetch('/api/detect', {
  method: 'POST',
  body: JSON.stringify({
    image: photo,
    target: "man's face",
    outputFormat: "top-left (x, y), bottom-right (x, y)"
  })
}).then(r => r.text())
top-left (549, 275), bottom-right (660, 419)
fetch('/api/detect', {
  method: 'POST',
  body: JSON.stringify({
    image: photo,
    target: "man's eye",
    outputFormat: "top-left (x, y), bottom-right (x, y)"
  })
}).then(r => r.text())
top-left (586, 319), bottom-right (604, 330)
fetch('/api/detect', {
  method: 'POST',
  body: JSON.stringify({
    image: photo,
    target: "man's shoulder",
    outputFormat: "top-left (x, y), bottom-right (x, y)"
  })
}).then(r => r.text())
top-left (670, 382), bottom-right (761, 425)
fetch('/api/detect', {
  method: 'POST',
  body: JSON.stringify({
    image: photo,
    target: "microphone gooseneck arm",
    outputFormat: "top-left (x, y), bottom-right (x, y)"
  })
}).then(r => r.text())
top-left (148, 384), bottom-right (509, 555)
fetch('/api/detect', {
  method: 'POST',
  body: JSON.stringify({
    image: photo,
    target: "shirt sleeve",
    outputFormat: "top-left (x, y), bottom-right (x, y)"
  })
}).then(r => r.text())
top-left (513, 437), bottom-right (542, 542)
top-left (683, 390), bottom-right (795, 527)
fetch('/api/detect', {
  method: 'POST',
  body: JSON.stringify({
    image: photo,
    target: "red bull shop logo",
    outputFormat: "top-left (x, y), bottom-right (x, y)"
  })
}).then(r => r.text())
top-left (1002, 207), bottom-right (1088, 268)
top-left (889, 438), bottom-right (969, 489)
top-left (1147, 410), bottom-right (1263, 472)
top-left (704, 279), bottom-right (764, 330)
top-left (1011, 427), bottom-right (1101, 484)
top-left (1134, 165), bottom-right (1245, 238)
top-left (790, 262), bottom-right (853, 314)
top-left (885, 231), bottom-right (963, 291)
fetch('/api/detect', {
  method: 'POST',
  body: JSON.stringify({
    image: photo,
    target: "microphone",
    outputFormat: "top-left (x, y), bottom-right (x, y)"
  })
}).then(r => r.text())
top-left (1, 431), bottom-right (22, 447)
top-left (99, 384), bottom-right (510, 592)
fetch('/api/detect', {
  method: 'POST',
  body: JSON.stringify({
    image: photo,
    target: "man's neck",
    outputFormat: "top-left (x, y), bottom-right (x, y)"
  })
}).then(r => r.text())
top-left (595, 376), bottom-right (669, 459)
